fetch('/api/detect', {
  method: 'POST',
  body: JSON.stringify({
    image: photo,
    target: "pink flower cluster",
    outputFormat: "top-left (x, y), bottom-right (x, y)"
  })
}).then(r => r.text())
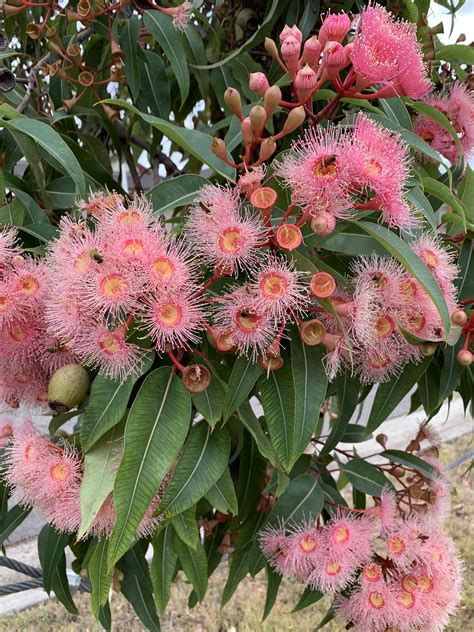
top-left (0, 226), bottom-right (78, 410)
top-left (277, 114), bottom-right (415, 232)
top-left (308, 234), bottom-right (459, 383)
top-left (45, 193), bottom-right (205, 381)
top-left (260, 459), bottom-right (462, 632)
top-left (4, 419), bottom-right (160, 538)
top-left (413, 82), bottom-right (474, 163)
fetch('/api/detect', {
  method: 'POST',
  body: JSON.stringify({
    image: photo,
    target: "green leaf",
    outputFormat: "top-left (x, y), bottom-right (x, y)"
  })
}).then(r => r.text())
top-left (192, 374), bottom-right (226, 428)
top-left (159, 423), bottom-right (230, 518)
top-left (223, 357), bottom-right (263, 421)
top-left (292, 587), bottom-right (323, 613)
top-left (343, 459), bottom-right (392, 496)
top-left (147, 174), bottom-right (207, 215)
top-left (143, 10), bottom-right (190, 106)
top-left (259, 362), bottom-right (295, 472)
top-left (137, 50), bottom-right (170, 119)
top-left (238, 401), bottom-right (276, 463)
top-left (78, 424), bottom-right (123, 540)
top-left (45, 177), bottom-right (76, 209)
top-left (418, 362), bottom-right (442, 415)
top-left (235, 431), bottom-right (268, 521)
top-left (108, 367), bottom-right (191, 567)
top-left (101, 99), bottom-right (235, 181)
top-left (456, 237), bottom-right (474, 301)
top-left (1, 119), bottom-right (86, 197)
top-left (405, 186), bottom-right (437, 231)
top-left (151, 525), bottom-right (177, 613)
top-left (221, 548), bottom-right (251, 606)
top-left (405, 100), bottom-right (462, 155)
top-left (436, 44), bottom-right (474, 65)
top-left (321, 371), bottom-right (360, 456)
top-left (48, 552), bottom-right (78, 615)
top-left (88, 539), bottom-right (114, 618)
top-left (193, 0), bottom-right (290, 69)
top-left (367, 357), bottom-right (432, 433)
top-left (205, 466), bottom-right (238, 515)
top-left (0, 504), bottom-right (31, 545)
top-left (81, 352), bottom-right (153, 452)
top-left (422, 177), bottom-right (467, 228)
top-left (175, 537), bottom-right (208, 602)
top-left (355, 221), bottom-right (450, 333)
top-left (380, 98), bottom-right (412, 130)
top-left (291, 335), bottom-right (327, 460)
top-left (380, 450), bottom-right (435, 478)
top-left (118, 545), bottom-right (160, 632)
top-left (120, 15), bottom-right (140, 100)
top-left (262, 564), bottom-right (282, 621)
top-left (267, 473), bottom-right (324, 527)
top-left (37, 525), bottom-right (70, 595)
top-left (458, 165), bottom-right (474, 223)
top-left (171, 506), bottom-right (199, 549)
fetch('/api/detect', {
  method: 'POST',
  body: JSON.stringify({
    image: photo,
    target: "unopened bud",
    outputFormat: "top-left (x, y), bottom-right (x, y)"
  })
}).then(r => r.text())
top-left (310, 272), bottom-right (336, 298)
top-left (65, 7), bottom-right (82, 23)
top-left (182, 364), bottom-right (211, 393)
top-left (48, 364), bottom-right (90, 413)
top-left (324, 41), bottom-right (346, 68)
top-left (263, 85), bottom-right (282, 117)
top-left (224, 87), bottom-right (244, 120)
top-left (249, 72), bottom-right (270, 97)
top-left (281, 35), bottom-right (301, 74)
top-left (319, 13), bottom-right (352, 48)
top-left (375, 433), bottom-right (388, 449)
top-left (456, 349), bottom-right (473, 366)
top-left (240, 117), bottom-right (254, 146)
top-left (303, 36), bottom-right (322, 67)
top-left (409, 483), bottom-right (424, 499)
top-left (392, 466), bottom-right (405, 478)
top-left (211, 138), bottom-right (228, 161)
top-left (0, 69), bottom-right (15, 94)
top-left (276, 223), bottom-right (302, 250)
top-left (62, 97), bottom-right (80, 113)
top-left (294, 65), bottom-right (318, 101)
top-left (300, 319), bottom-right (326, 346)
top-left (278, 106), bottom-right (306, 137)
top-left (258, 137), bottom-right (276, 162)
top-left (279, 25), bottom-right (302, 44)
top-left (101, 103), bottom-right (119, 122)
top-left (264, 37), bottom-right (281, 64)
top-left (311, 212), bottom-right (336, 236)
top-left (451, 309), bottom-right (467, 326)
top-left (249, 105), bottom-right (267, 137)
top-left (421, 341), bottom-right (438, 357)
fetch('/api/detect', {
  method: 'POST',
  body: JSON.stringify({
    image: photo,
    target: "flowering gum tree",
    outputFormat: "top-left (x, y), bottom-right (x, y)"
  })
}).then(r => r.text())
top-left (0, 1), bottom-right (473, 629)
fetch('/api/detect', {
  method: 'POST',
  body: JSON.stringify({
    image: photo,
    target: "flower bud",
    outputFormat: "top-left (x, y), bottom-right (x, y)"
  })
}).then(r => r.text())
top-left (249, 105), bottom-right (267, 137)
top-left (263, 85), bottom-right (282, 117)
top-left (240, 117), bottom-right (254, 146)
top-left (0, 69), bottom-right (15, 94)
top-left (281, 35), bottom-right (301, 74)
top-left (211, 138), bottom-right (228, 161)
top-left (278, 106), bottom-right (306, 137)
top-left (65, 7), bottom-right (82, 23)
top-left (101, 103), bottom-right (120, 122)
top-left (324, 41), bottom-right (346, 68)
top-left (224, 87), bottom-right (244, 120)
top-left (48, 364), bottom-right (90, 413)
top-left (258, 137), bottom-right (276, 162)
top-left (376, 433), bottom-right (388, 448)
top-left (279, 25), bottom-right (302, 44)
top-left (276, 223), bottom-right (302, 250)
top-left (299, 319), bottom-right (326, 346)
top-left (250, 187), bottom-right (277, 216)
top-left (310, 272), bottom-right (336, 298)
top-left (294, 65), bottom-right (318, 101)
top-left (249, 72), bottom-right (270, 97)
top-left (421, 341), bottom-right (438, 357)
top-left (311, 212), bottom-right (336, 236)
top-left (62, 97), bottom-right (80, 113)
top-left (264, 37), bottom-right (281, 64)
top-left (302, 36), bottom-right (322, 67)
top-left (451, 309), bottom-right (467, 326)
top-left (456, 349), bottom-right (473, 366)
top-left (182, 364), bottom-right (211, 393)
top-left (319, 13), bottom-right (352, 48)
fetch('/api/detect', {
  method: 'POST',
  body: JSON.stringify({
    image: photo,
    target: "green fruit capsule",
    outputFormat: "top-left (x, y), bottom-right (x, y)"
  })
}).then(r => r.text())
top-left (48, 364), bottom-right (90, 413)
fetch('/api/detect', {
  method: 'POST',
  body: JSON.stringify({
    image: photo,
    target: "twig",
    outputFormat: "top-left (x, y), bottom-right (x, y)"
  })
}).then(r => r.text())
top-left (16, 52), bottom-right (50, 114)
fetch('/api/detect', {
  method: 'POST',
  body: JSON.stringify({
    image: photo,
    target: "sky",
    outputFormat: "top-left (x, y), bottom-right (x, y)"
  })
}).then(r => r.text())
top-left (430, 1), bottom-right (474, 43)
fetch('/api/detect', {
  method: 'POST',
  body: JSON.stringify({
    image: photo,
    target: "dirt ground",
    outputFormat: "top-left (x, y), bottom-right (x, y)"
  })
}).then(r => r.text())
top-left (0, 434), bottom-right (472, 632)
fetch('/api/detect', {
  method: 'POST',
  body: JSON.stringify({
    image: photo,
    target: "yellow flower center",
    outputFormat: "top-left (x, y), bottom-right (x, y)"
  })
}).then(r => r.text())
top-left (260, 273), bottom-right (287, 300)
top-left (158, 303), bottom-right (182, 327)
top-left (375, 315), bottom-right (395, 339)
top-left (313, 156), bottom-right (337, 178)
top-left (368, 591), bottom-right (385, 609)
top-left (334, 526), bottom-right (350, 544)
top-left (365, 159), bottom-right (382, 176)
top-left (9, 325), bottom-right (26, 342)
top-left (299, 535), bottom-right (318, 553)
top-left (17, 275), bottom-right (40, 295)
top-left (398, 591), bottom-right (415, 609)
top-left (326, 562), bottom-right (342, 576)
top-left (388, 536), bottom-right (405, 556)
top-left (421, 248), bottom-right (438, 269)
top-left (50, 462), bottom-right (70, 482)
top-left (122, 239), bottom-right (144, 256)
top-left (100, 274), bottom-right (128, 299)
top-left (99, 335), bottom-right (121, 356)
top-left (151, 257), bottom-right (175, 281)
top-left (219, 229), bottom-right (243, 254)
top-left (118, 210), bottom-right (141, 226)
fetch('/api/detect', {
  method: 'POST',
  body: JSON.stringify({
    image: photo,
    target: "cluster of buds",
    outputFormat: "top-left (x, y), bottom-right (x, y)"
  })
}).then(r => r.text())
top-left (4, 419), bottom-right (163, 538)
top-left (260, 432), bottom-right (462, 632)
top-left (451, 305), bottom-right (474, 366)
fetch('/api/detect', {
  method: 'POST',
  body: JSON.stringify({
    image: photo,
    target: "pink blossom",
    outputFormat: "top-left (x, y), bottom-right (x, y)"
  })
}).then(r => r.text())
top-left (285, 520), bottom-right (323, 579)
top-left (410, 234), bottom-right (458, 287)
top-left (259, 523), bottom-right (292, 575)
top-left (448, 82), bottom-right (474, 158)
top-left (0, 226), bottom-right (20, 266)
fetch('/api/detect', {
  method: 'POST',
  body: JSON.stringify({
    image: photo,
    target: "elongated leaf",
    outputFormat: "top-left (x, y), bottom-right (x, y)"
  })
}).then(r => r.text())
top-left (171, 506), bottom-right (199, 549)
top-left (458, 166), bottom-right (474, 223)
top-left (108, 368), bottom-right (191, 567)
top-left (78, 424), bottom-right (123, 540)
top-left (422, 177), bottom-right (467, 227)
top-left (380, 450), bottom-right (435, 478)
top-left (367, 357), bottom-right (432, 432)
top-left (45, 176), bottom-right (76, 209)
top-left (267, 473), bottom-right (324, 527)
top-left (291, 336), bottom-right (327, 459)
top-left (49, 552), bottom-right (78, 615)
top-left (405, 186), bottom-right (437, 231)
top-left (193, 0), bottom-right (290, 69)
top-left (259, 362), bottom-right (295, 472)
top-left (0, 504), bottom-right (31, 545)
top-left (147, 174), bottom-right (207, 214)
top-left (205, 466), bottom-right (238, 515)
top-left (236, 431), bottom-right (268, 522)
top-left (221, 548), bottom-right (250, 606)
top-left (37, 525), bottom-right (70, 595)
top-left (120, 15), bottom-right (140, 99)
top-left (137, 50), bottom-right (170, 119)
top-left (292, 587), bottom-right (323, 613)
top-left (223, 357), bottom-right (263, 421)
top-left (192, 374), bottom-right (226, 428)
top-left (343, 459), bottom-right (392, 496)
top-left (118, 546), bottom-right (160, 632)
top-left (238, 401), bottom-right (276, 463)
top-left (151, 526), bottom-right (177, 613)
top-left (321, 371), bottom-right (360, 455)
top-left (175, 537), bottom-right (208, 602)
top-left (143, 10), bottom-right (189, 105)
top-left (436, 44), bottom-right (474, 65)
top-left (262, 564), bottom-right (282, 621)
top-left (1, 119), bottom-right (86, 196)
top-left (380, 98), bottom-right (412, 130)
top-left (81, 352), bottom-right (153, 451)
top-left (159, 423), bottom-right (230, 518)
top-left (89, 539), bottom-right (114, 617)
top-left (355, 222), bottom-right (450, 333)
top-left (456, 236), bottom-right (474, 301)
top-left (101, 99), bottom-right (235, 180)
